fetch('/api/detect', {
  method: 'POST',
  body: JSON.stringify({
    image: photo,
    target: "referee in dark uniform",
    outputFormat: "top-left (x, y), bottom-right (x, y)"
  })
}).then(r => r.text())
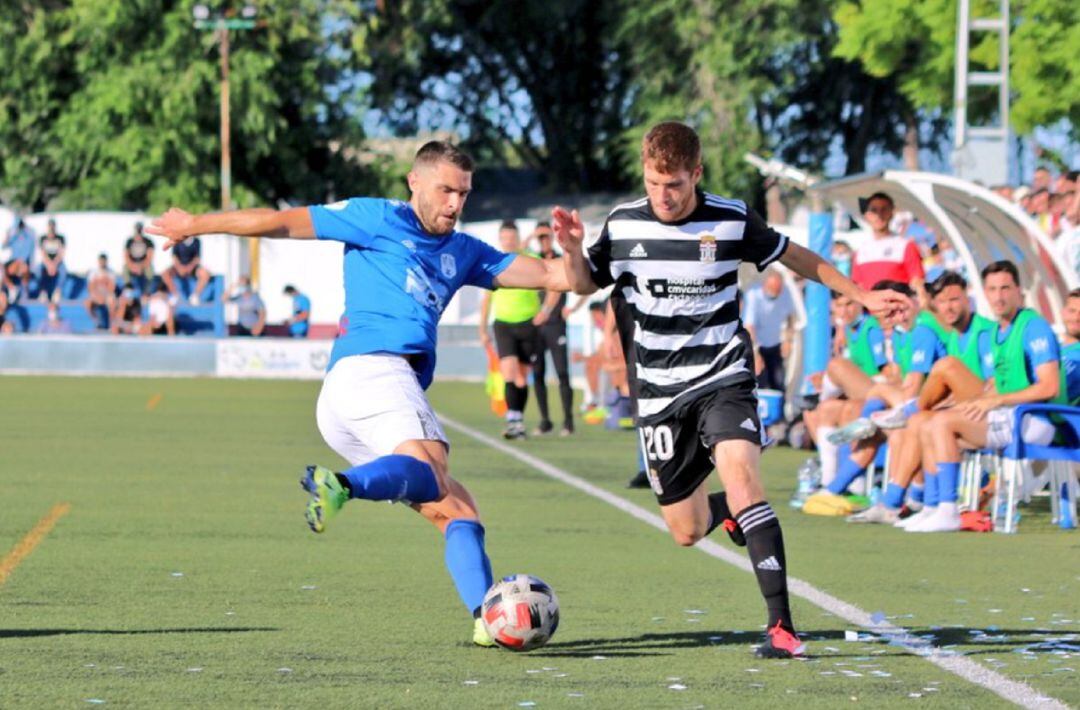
top-left (530, 223), bottom-right (575, 436)
top-left (553, 121), bottom-right (906, 659)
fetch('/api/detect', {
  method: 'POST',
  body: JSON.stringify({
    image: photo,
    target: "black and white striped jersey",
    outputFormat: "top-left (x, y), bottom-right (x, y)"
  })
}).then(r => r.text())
top-left (587, 190), bottom-right (789, 423)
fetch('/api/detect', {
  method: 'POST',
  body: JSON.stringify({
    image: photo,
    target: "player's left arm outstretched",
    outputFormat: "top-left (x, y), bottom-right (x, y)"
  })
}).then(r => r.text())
top-left (146, 207), bottom-right (316, 247)
top-left (779, 242), bottom-right (907, 326)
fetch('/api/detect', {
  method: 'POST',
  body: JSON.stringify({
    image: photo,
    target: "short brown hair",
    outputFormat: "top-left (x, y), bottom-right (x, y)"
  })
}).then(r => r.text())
top-left (414, 141), bottom-right (474, 172)
top-left (981, 259), bottom-right (1021, 286)
top-left (641, 122), bottom-right (701, 173)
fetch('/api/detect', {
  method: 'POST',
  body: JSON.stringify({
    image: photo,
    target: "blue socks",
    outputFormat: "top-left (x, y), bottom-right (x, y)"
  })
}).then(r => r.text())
top-left (860, 398), bottom-right (887, 418)
top-left (901, 400), bottom-right (919, 418)
top-left (827, 444), bottom-right (867, 495)
top-left (909, 484), bottom-right (924, 504)
top-left (883, 482), bottom-right (906, 510)
top-left (936, 462), bottom-right (960, 504)
top-left (923, 471), bottom-right (939, 508)
top-left (339, 455), bottom-right (441, 503)
top-left (444, 520), bottom-right (493, 615)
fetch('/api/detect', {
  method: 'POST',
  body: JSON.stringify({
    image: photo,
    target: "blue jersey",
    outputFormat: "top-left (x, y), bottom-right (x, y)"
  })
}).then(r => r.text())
top-left (290, 294), bottom-right (311, 336)
top-left (1062, 341), bottom-right (1080, 404)
top-left (309, 198), bottom-right (516, 387)
top-left (891, 322), bottom-right (946, 375)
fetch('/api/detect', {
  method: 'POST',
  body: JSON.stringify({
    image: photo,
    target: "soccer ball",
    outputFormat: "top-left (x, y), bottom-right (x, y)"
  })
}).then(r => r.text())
top-left (481, 574), bottom-right (560, 652)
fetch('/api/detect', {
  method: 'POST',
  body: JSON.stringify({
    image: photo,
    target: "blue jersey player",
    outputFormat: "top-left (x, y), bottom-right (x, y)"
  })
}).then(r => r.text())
top-left (148, 142), bottom-right (571, 646)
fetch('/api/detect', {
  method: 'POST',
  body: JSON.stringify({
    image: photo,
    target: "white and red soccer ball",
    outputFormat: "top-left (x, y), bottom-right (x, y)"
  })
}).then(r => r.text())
top-left (481, 574), bottom-right (560, 652)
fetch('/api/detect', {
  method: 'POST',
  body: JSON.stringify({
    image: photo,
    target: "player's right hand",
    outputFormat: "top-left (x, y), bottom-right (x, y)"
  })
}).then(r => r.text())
top-left (551, 206), bottom-right (584, 252)
top-left (146, 208), bottom-right (195, 250)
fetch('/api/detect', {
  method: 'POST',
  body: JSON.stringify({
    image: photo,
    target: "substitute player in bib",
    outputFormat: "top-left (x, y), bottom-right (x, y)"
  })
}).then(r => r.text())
top-left (148, 141), bottom-right (571, 647)
top-left (553, 122), bottom-right (906, 658)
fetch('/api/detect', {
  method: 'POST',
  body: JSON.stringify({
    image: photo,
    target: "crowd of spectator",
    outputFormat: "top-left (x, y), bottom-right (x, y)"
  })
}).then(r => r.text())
top-left (0, 217), bottom-right (312, 338)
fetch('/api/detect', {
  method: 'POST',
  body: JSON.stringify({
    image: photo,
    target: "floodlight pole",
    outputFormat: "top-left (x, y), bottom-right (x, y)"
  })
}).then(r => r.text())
top-left (195, 11), bottom-right (258, 284)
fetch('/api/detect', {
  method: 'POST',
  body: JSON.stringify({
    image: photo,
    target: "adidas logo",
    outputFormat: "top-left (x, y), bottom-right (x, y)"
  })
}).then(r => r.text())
top-left (757, 555), bottom-right (782, 572)
top-left (740, 418), bottom-right (757, 432)
top-left (629, 243), bottom-right (648, 258)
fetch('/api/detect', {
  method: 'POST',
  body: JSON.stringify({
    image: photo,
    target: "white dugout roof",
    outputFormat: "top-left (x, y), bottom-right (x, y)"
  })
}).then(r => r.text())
top-left (810, 171), bottom-right (1077, 330)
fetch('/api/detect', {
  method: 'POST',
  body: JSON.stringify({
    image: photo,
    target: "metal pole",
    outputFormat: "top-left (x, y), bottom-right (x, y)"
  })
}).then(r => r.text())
top-left (219, 24), bottom-right (231, 212)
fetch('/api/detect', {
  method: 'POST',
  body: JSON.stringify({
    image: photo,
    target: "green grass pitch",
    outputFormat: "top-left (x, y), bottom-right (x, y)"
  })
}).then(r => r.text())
top-left (0, 376), bottom-right (1077, 708)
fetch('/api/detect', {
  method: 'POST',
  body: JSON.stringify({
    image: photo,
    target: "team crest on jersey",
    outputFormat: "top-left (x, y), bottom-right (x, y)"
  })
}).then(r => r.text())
top-left (699, 234), bottom-right (717, 263)
top-left (441, 253), bottom-right (457, 278)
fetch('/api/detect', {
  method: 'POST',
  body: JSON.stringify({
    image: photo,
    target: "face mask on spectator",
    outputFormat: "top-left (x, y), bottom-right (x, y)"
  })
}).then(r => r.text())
top-left (832, 255), bottom-right (851, 277)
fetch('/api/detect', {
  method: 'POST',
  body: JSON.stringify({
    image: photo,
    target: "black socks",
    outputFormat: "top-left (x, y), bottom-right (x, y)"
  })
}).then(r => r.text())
top-left (736, 502), bottom-right (793, 632)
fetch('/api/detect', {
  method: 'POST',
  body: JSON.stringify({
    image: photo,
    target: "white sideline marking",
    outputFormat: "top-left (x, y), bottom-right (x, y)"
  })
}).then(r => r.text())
top-left (441, 415), bottom-right (1068, 710)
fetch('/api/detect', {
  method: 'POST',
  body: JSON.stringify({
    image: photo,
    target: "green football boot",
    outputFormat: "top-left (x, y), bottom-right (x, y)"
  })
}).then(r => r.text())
top-left (300, 465), bottom-right (348, 533)
top-left (473, 618), bottom-right (496, 648)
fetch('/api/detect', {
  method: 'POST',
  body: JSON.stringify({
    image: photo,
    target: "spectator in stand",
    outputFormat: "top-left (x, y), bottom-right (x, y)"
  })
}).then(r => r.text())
top-left (744, 268), bottom-right (795, 395)
top-left (830, 240), bottom-right (854, 278)
top-left (991, 185), bottom-right (1014, 202)
top-left (85, 252), bottom-right (118, 331)
top-left (1059, 189), bottom-right (1080, 280)
top-left (111, 286), bottom-right (144, 335)
top-left (228, 275), bottom-right (265, 337)
top-left (124, 222), bottom-right (155, 300)
top-left (283, 284), bottom-right (311, 338)
top-left (3, 214), bottom-right (35, 301)
top-left (1028, 188), bottom-right (1051, 233)
top-left (36, 218), bottom-right (67, 304)
top-left (163, 236), bottom-right (211, 304)
top-left (36, 301), bottom-right (72, 335)
top-left (1031, 166), bottom-right (1052, 193)
top-left (141, 283), bottom-right (175, 336)
top-left (850, 192), bottom-right (926, 303)
top-left (1056, 171), bottom-right (1077, 196)
top-left (0, 288), bottom-right (14, 334)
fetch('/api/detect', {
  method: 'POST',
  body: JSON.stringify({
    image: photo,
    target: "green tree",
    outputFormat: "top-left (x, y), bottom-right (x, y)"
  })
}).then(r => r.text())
top-left (353, 0), bottom-right (635, 192)
top-left (834, 0), bottom-right (1080, 139)
top-left (0, 0), bottom-right (373, 213)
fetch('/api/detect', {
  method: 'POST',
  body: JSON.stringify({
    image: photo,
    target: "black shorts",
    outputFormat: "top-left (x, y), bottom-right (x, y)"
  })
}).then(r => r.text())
top-left (639, 383), bottom-right (765, 506)
top-left (493, 320), bottom-right (539, 364)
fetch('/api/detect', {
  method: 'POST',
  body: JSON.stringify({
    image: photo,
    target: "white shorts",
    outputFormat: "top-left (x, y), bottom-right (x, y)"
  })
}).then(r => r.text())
top-left (985, 406), bottom-right (1056, 450)
top-left (316, 353), bottom-right (449, 467)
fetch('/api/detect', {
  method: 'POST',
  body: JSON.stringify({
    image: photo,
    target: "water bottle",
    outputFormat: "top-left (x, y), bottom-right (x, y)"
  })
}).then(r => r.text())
top-left (789, 457), bottom-right (820, 509)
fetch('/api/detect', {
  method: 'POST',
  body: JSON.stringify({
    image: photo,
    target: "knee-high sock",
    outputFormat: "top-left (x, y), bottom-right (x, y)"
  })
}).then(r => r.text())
top-left (444, 520), bottom-right (494, 616)
top-left (883, 482), bottom-right (907, 510)
top-left (504, 383), bottom-right (524, 420)
top-left (705, 492), bottom-right (734, 536)
top-left (338, 455), bottom-right (440, 503)
top-left (936, 462), bottom-right (960, 504)
top-left (826, 445), bottom-right (866, 495)
top-left (923, 470), bottom-right (939, 508)
top-left (860, 398), bottom-right (887, 418)
top-left (908, 484), bottom-right (924, 504)
top-left (737, 502), bottom-right (793, 631)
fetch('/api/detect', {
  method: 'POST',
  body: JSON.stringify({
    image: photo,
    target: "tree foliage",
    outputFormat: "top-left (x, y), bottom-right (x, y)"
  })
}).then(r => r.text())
top-left (834, 0), bottom-right (1080, 138)
top-left (0, 0), bottom-right (373, 212)
top-left (353, 0), bottom-right (635, 192)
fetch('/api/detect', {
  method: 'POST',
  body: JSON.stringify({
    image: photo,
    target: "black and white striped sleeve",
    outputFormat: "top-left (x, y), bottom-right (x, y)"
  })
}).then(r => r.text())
top-left (586, 220), bottom-right (615, 288)
top-left (741, 209), bottom-right (789, 271)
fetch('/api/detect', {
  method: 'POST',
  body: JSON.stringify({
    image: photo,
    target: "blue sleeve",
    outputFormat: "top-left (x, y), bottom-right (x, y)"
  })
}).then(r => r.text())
top-left (909, 326), bottom-right (939, 374)
top-left (463, 237), bottom-right (516, 290)
top-left (868, 326), bottom-right (887, 369)
top-left (1022, 318), bottom-right (1061, 369)
top-left (309, 198), bottom-right (382, 247)
top-left (977, 330), bottom-right (994, 379)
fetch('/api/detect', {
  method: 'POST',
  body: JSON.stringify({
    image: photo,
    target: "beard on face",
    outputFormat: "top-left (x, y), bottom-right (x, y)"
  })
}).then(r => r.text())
top-left (415, 192), bottom-right (457, 235)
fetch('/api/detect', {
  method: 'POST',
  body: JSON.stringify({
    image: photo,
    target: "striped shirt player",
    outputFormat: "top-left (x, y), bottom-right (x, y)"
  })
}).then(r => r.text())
top-left (587, 191), bottom-right (787, 443)
top-left (555, 121), bottom-right (906, 660)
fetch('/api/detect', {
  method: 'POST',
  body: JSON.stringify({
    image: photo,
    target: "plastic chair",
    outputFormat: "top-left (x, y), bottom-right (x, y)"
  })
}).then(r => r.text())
top-left (993, 404), bottom-right (1080, 533)
top-left (960, 448), bottom-right (999, 512)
